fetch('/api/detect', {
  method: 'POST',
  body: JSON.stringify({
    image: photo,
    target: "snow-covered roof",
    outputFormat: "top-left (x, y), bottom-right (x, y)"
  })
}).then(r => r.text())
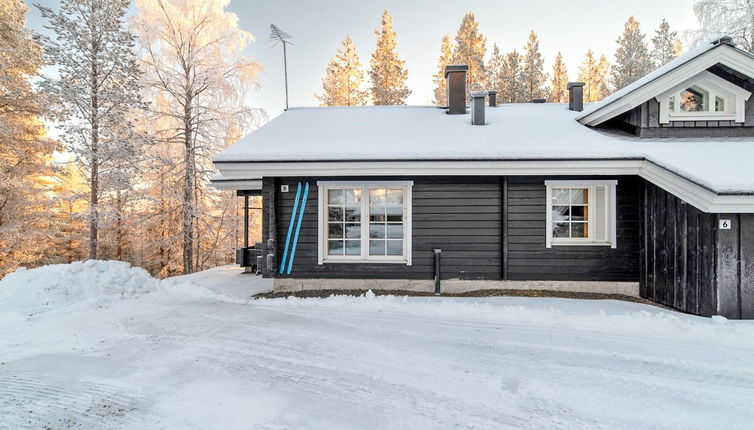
top-left (578, 37), bottom-right (754, 126)
top-left (214, 103), bottom-right (754, 193)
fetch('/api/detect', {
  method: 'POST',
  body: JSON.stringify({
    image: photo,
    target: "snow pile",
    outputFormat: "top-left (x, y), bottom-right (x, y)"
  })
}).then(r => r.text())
top-left (0, 260), bottom-right (160, 316)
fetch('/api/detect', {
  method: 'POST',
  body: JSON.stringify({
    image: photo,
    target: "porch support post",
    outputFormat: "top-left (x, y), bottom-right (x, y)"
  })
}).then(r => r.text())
top-left (243, 195), bottom-right (250, 248)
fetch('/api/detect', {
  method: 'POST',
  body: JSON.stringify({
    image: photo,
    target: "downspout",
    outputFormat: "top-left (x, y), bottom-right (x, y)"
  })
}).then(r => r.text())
top-left (434, 249), bottom-right (442, 295)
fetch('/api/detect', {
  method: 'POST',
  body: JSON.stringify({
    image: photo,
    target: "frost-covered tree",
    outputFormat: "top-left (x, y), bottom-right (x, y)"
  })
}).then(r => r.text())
top-left (674, 38), bottom-right (684, 56)
top-left (37, 0), bottom-right (146, 260)
top-left (612, 16), bottom-right (654, 90)
top-left (485, 43), bottom-right (505, 95)
top-left (549, 52), bottom-right (569, 103)
top-left (578, 50), bottom-right (611, 102)
top-left (135, 0), bottom-right (263, 274)
top-left (522, 31), bottom-right (548, 101)
top-left (369, 11), bottom-right (410, 105)
top-left (651, 19), bottom-right (678, 67)
top-left (499, 50), bottom-right (526, 103)
top-left (689, 0), bottom-right (754, 52)
top-left (0, 0), bottom-right (60, 275)
top-left (452, 12), bottom-right (487, 97)
top-left (432, 34), bottom-right (453, 106)
top-left (317, 36), bottom-right (367, 106)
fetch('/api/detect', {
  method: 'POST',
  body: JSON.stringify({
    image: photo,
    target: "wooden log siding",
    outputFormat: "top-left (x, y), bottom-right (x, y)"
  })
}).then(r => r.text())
top-left (641, 181), bottom-right (719, 316)
top-left (505, 176), bottom-right (641, 282)
top-left (265, 177), bottom-right (503, 280)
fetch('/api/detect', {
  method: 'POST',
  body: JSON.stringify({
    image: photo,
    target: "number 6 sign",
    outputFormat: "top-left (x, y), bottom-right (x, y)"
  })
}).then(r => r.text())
top-left (719, 219), bottom-right (732, 230)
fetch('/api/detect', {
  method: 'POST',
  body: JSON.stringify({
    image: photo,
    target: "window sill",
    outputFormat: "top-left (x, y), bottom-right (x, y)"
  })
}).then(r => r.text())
top-left (549, 241), bottom-right (614, 247)
top-left (665, 113), bottom-right (737, 122)
top-left (321, 258), bottom-right (410, 265)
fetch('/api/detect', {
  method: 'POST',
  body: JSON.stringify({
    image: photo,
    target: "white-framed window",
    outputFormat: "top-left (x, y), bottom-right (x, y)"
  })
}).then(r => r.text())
top-left (656, 71), bottom-right (751, 123)
top-left (545, 180), bottom-right (617, 248)
top-left (317, 181), bottom-right (412, 265)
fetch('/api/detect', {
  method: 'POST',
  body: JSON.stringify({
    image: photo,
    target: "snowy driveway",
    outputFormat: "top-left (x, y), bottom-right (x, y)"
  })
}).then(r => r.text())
top-left (2, 267), bottom-right (754, 429)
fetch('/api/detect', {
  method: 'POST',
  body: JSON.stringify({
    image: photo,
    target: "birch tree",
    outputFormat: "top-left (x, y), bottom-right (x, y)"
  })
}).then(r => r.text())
top-left (549, 52), bottom-right (569, 103)
top-left (134, 0), bottom-right (262, 274)
top-left (0, 0), bottom-right (59, 275)
top-left (369, 10), bottom-right (410, 105)
top-left (432, 34), bottom-right (453, 106)
top-left (317, 36), bottom-right (367, 106)
top-left (37, 0), bottom-right (145, 260)
top-left (689, 0), bottom-right (754, 52)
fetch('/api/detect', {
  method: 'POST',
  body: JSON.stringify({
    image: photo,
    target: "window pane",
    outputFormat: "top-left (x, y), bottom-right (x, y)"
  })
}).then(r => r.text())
top-left (552, 206), bottom-right (570, 221)
top-left (369, 189), bottom-right (386, 205)
top-left (571, 205), bottom-right (586, 221)
top-left (345, 189), bottom-right (361, 205)
top-left (345, 223), bottom-right (361, 238)
top-left (572, 222), bottom-right (588, 238)
top-left (386, 223), bottom-right (403, 239)
top-left (681, 87), bottom-right (706, 112)
top-left (328, 223), bottom-right (344, 238)
top-left (369, 206), bottom-right (386, 222)
top-left (369, 223), bottom-right (385, 239)
top-left (386, 240), bottom-right (403, 256)
top-left (345, 206), bottom-right (360, 222)
top-left (369, 240), bottom-right (385, 256)
top-left (345, 240), bottom-right (361, 255)
top-left (328, 207), bottom-right (343, 222)
top-left (715, 96), bottom-right (725, 112)
top-left (328, 189), bottom-right (344, 205)
top-left (552, 189), bottom-right (570, 205)
top-left (570, 188), bottom-right (587, 204)
top-left (553, 222), bottom-right (569, 238)
top-left (386, 189), bottom-right (403, 205)
top-left (669, 96), bottom-right (675, 111)
top-left (328, 240), bottom-right (344, 255)
top-left (386, 205), bottom-right (403, 222)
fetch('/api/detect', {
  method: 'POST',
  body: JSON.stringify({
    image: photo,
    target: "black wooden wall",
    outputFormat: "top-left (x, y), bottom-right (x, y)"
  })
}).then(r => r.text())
top-left (506, 176), bottom-right (641, 282)
top-left (640, 181), bottom-right (719, 316)
top-left (264, 176), bottom-right (502, 280)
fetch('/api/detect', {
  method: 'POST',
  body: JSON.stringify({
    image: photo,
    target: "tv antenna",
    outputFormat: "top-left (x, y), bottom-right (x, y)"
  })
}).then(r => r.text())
top-left (270, 24), bottom-right (294, 110)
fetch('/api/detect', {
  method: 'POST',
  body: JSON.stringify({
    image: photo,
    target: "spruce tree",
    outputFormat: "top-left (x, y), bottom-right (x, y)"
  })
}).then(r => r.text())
top-left (500, 50), bottom-right (525, 103)
top-left (651, 19), bottom-right (678, 67)
top-left (452, 12), bottom-right (487, 98)
top-left (549, 52), bottom-right (568, 103)
top-left (612, 16), bottom-right (654, 90)
top-left (317, 36), bottom-right (367, 106)
top-left (486, 43), bottom-right (505, 95)
top-left (432, 35), bottom-right (453, 106)
top-left (369, 10), bottom-right (410, 105)
top-left (578, 50), bottom-right (611, 102)
top-left (522, 31), bottom-right (548, 101)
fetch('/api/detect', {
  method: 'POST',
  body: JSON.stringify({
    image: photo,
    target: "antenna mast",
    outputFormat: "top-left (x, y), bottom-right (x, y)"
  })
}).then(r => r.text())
top-left (270, 24), bottom-right (294, 110)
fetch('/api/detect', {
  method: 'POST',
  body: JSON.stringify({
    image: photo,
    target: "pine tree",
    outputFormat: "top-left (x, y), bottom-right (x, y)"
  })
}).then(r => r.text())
top-left (37, 0), bottom-right (146, 260)
top-left (578, 50), bottom-right (611, 102)
top-left (549, 52), bottom-right (569, 103)
top-left (499, 50), bottom-right (526, 103)
top-left (369, 11), bottom-right (410, 105)
top-left (317, 36), bottom-right (367, 106)
top-left (651, 19), bottom-right (678, 67)
top-left (522, 31), bottom-right (548, 101)
top-left (452, 12), bottom-right (487, 97)
top-left (611, 16), bottom-right (654, 90)
top-left (673, 38), bottom-right (684, 57)
top-left (432, 35), bottom-right (454, 106)
top-left (486, 43), bottom-right (505, 95)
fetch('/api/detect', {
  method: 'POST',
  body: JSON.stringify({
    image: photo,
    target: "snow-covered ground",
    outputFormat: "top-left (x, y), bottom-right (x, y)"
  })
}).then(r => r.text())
top-left (2, 262), bottom-right (754, 429)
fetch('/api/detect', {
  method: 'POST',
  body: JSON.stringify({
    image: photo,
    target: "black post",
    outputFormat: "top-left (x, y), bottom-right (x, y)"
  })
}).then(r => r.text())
top-left (243, 195), bottom-right (249, 248)
top-left (434, 249), bottom-right (442, 295)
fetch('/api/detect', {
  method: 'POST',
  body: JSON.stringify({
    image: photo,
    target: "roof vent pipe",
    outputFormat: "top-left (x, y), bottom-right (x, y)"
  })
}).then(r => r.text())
top-left (532, 98), bottom-right (546, 103)
top-left (444, 64), bottom-right (468, 114)
top-left (488, 91), bottom-right (497, 107)
top-left (567, 82), bottom-right (585, 111)
top-left (470, 91), bottom-right (487, 125)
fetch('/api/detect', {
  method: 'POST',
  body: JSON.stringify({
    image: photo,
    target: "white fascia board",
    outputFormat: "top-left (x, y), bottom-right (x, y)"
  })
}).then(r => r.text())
top-left (579, 45), bottom-right (754, 126)
top-left (215, 158), bottom-right (754, 213)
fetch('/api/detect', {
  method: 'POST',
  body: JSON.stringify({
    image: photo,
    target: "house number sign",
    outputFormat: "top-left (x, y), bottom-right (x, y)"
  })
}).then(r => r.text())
top-left (719, 219), bottom-right (732, 230)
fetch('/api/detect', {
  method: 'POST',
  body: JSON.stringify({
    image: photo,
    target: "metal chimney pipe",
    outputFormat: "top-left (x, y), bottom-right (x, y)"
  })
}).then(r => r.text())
top-left (444, 64), bottom-right (469, 114)
top-left (487, 91), bottom-right (497, 107)
top-left (470, 91), bottom-right (487, 125)
top-left (567, 82), bottom-right (585, 111)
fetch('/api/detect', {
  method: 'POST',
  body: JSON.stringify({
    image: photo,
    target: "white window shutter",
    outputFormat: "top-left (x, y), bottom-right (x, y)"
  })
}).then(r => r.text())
top-left (594, 186), bottom-right (608, 243)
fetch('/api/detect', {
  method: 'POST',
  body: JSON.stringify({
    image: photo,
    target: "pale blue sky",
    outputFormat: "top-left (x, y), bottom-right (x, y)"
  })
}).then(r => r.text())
top-left (25, 0), bottom-right (698, 122)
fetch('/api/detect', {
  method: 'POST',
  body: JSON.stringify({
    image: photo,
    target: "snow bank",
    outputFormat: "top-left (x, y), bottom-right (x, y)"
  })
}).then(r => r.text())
top-left (0, 260), bottom-right (160, 316)
top-left (257, 293), bottom-right (754, 348)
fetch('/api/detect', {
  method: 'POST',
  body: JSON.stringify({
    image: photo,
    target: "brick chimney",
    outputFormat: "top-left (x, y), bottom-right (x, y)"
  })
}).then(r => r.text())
top-left (444, 64), bottom-right (468, 114)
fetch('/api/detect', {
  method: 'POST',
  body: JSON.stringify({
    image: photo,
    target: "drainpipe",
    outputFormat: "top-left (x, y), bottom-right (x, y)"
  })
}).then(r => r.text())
top-left (434, 249), bottom-right (442, 295)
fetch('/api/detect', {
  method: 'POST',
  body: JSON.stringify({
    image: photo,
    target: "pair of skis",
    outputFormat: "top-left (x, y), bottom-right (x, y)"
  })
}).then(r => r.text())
top-left (279, 182), bottom-right (309, 275)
